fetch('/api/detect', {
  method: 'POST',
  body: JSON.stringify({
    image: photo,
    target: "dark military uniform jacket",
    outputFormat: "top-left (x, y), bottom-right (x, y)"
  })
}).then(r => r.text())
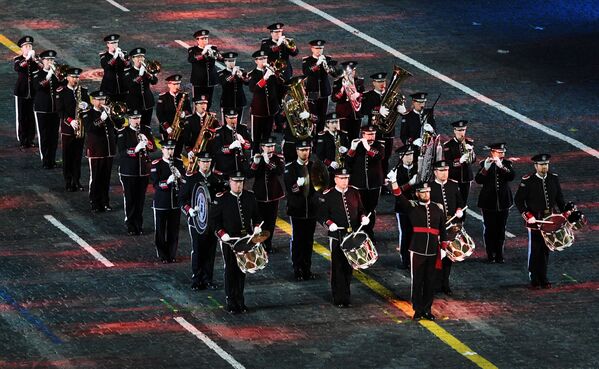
top-left (429, 179), bottom-right (464, 219)
top-left (83, 108), bottom-right (118, 159)
top-left (213, 190), bottom-right (262, 238)
top-left (156, 91), bottom-right (192, 134)
top-left (56, 85), bottom-right (90, 136)
top-left (179, 170), bottom-right (226, 219)
top-left (284, 160), bottom-right (319, 219)
top-left (302, 55), bottom-right (333, 99)
top-left (515, 172), bottom-right (566, 225)
top-left (474, 159), bottom-right (515, 211)
top-left (248, 68), bottom-right (281, 117)
top-left (32, 68), bottom-right (63, 112)
top-left (150, 158), bottom-right (181, 210)
top-left (117, 125), bottom-right (155, 176)
top-left (315, 130), bottom-right (349, 168)
top-left (123, 66), bottom-right (158, 111)
top-left (345, 140), bottom-right (385, 189)
top-left (187, 46), bottom-right (222, 87)
top-left (260, 38), bottom-right (299, 80)
top-left (394, 163), bottom-right (418, 213)
top-left (443, 137), bottom-right (475, 183)
top-left (99, 51), bottom-right (129, 95)
top-left (400, 109), bottom-right (436, 145)
top-left (318, 186), bottom-right (365, 240)
top-left (359, 89), bottom-right (383, 125)
top-left (249, 153), bottom-right (285, 202)
top-left (14, 54), bottom-right (39, 98)
top-left (183, 112), bottom-right (217, 154)
top-left (211, 124), bottom-right (252, 175)
top-left (332, 77), bottom-right (365, 120)
top-left (218, 69), bottom-right (248, 109)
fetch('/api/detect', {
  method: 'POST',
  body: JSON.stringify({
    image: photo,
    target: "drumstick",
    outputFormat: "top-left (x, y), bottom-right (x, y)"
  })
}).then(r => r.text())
top-left (354, 212), bottom-right (372, 236)
top-left (247, 221), bottom-right (265, 244)
top-left (445, 206), bottom-right (468, 225)
top-left (534, 220), bottom-right (554, 224)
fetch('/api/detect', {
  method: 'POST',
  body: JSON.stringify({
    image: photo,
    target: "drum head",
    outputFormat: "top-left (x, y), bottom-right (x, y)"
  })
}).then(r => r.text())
top-left (232, 236), bottom-right (254, 253)
top-left (191, 183), bottom-right (211, 234)
top-left (539, 214), bottom-right (568, 233)
top-left (341, 231), bottom-right (368, 251)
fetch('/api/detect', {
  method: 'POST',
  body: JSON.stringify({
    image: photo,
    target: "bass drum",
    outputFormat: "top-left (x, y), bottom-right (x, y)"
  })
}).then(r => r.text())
top-left (191, 183), bottom-right (210, 234)
top-left (539, 214), bottom-right (574, 252)
top-left (340, 231), bottom-right (378, 270)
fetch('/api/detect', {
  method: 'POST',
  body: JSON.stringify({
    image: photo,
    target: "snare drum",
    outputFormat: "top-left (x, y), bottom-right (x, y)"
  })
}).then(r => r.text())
top-left (235, 243), bottom-right (269, 274)
top-left (340, 231), bottom-right (378, 270)
top-left (539, 214), bottom-right (574, 251)
top-left (445, 227), bottom-right (475, 262)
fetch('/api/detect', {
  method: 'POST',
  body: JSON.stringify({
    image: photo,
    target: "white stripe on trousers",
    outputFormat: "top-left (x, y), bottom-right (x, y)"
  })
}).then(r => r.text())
top-left (527, 228), bottom-right (532, 280)
top-left (410, 251), bottom-right (414, 303)
top-left (118, 173), bottom-right (128, 223)
top-left (14, 96), bottom-right (19, 141)
top-left (34, 111), bottom-right (43, 160)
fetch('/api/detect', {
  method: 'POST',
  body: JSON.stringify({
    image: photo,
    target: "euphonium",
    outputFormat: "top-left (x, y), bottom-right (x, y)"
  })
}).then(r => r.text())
top-left (342, 67), bottom-right (361, 112)
top-left (169, 91), bottom-right (188, 141)
top-left (282, 77), bottom-right (313, 140)
top-left (186, 113), bottom-right (217, 173)
top-left (142, 60), bottom-right (161, 74)
top-left (376, 65), bottom-right (412, 134)
top-left (104, 100), bottom-right (127, 120)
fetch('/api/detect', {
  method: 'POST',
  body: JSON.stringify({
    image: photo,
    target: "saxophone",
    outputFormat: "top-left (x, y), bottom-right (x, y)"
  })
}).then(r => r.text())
top-left (74, 85), bottom-right (89, 139)
top-left (169, 92), bottom-right (187, 141)
top-left (186, 113), bottom-right (217, 173)
top-left (334, 132), bottom-right (344, 169)
top-left (168, 159), bottom-right (181, 192)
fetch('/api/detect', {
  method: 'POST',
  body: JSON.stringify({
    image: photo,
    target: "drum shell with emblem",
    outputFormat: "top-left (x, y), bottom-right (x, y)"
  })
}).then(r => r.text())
top-left (340, 230), bottom-right (378, 270)
top-left (539, 214), bottom-right (574, 251)
top-left (191, 183), bottom-right (211, 234)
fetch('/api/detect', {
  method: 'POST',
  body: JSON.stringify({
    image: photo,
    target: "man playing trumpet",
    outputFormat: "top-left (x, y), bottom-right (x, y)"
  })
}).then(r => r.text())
top-left (124, 47), bottom-right (158, 129)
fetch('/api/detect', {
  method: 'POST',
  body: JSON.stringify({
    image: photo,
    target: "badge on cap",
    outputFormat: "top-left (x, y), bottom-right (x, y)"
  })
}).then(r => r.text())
top-left (90, 90), bottom-right (107, 99)
top-left (197, 152), bottom-right (212, 161)
top-left (225, 109), bottom-right (238, 117)
top-left (104, 34), bottom-right (120, 42)
top-left (416, 182), bottom-right (431, 192)
top-left (531, 153), bottom-right (551, 164)
top-left (309, 39), bottom-right (326, 47)
top-left (334, 168), bottom-right (350, 177)
top-left (193, 30), bottom-right (210, 38)
top-left (410, 92), bottom-right (428, 102)
top-left (194, 95), bottom-right (208, 103)
top-left (230, 171), bottom-right (245, 181)
top-left (488, 142), bottom-right (506, 152)
top-left (17, 36), bottom-right (34, 47)
top-left (451, 120), bottom-right (468, 129)
top-left (161, 139), bottom-right (176, 148)
top-left (166, 74), bottom-right (182, 82)
top-left (326, 112), bottom-right (339, 122)
top-left (260, 137), bottom-right (277, 146)
top-left (129, 48), bottom-right (146, 57)
top-left (433, 160), bottom-right (449, 170)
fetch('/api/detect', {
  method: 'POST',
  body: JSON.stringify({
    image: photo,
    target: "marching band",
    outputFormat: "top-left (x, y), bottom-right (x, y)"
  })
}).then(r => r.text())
top-left (11, 26), bottom-right (587, 319)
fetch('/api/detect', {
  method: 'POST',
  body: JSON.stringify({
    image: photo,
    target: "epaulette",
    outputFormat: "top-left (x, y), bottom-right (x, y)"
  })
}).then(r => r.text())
top-left (521, 173), bottom-right (532, 180)
top-left (317, 131), bottom-right (325, 135)
top-left (98, 51), bottom-right (106, 56)
top-left (285, 162), bottom-right (293, 167)
top-left (151, 158), bottom-right (161, 164)
top-left (350, 185), bottom-right (359, 190)
top-left (260, 38), bottom-right (270, 43)
top-left (465, 137), bottom-right (474, 144)
top-left (56, 86), bottom-right (64, 92)
top-left (302, 56), bottom-right (310, 61)
top-left (216, 191), bottom-right (226, 197)
top-left (159, 92), bottom-right (167, 96)
top-left (323, 188), bottom-right (332, 194)
top-left (432, 201), bottom-right (444, 210)
top-left (13, 55), bottom-right (21, 60)
top-left (408, 200), bottom-right (418, 207)
top-left (449, 179), bottom-right (458, 183)
top-left (340, 129), bottom-right (348, 134)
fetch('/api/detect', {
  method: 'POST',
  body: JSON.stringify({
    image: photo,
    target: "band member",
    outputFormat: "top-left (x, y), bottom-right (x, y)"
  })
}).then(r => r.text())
top-left (515, 154), bottom-right (566, 289)
top-left (184, 96), bottom-right (218, 161)
top-left (32, 50), bottom-right (63, 169)
top-left (248, 50), bottom-right (282, 153)
top-left (218, 52), bottom-right (249, 124)
top-left (429, 160), bottom-right (464, 295)
top-left (56, 68), bottom-right (89, 192)
top-left (443, 120), bottom-right (475, 203)
top-left (249, 137), bottom-right (285, 253)
top-left (284, 139), bottom-right (319, 281)
top-left (400, 92), bottom-right (436, 145)
top-left (211, 109), bottom-right (252, 177)
top-left (315, 113), bottom-right (349, 185)
top-left (345, 126), bottom-right (384, 239)
top-left (260, 22), bottom-right (299, 81)
top-left (117, 109), bottom-right (155, 235)
top-left (281, 76), bottom-right (312, 163)
top-left (474, 143), bottom-right (515, 263)
top-left (331, 61), bottom-right (364, 141)
top-left (390, 144), bottom-right (418, 269)
top-left (302, 40), bottom-right (335, 133)
top-left (82, 91), bottom-right (118, 213)
top-left (14, 35), bottom-right (39, 148)
top-left (188, 30), bottom-right (222, 109)
top-left (99, 34), bottom-right (129, 103)
top-left (124, 47), bottom-right (158, 128)
top-left (389, 181), bottom-right (449, 321)
top-left (319, 168), bottom-right (368, 307)
top-left (180, 152), bottom-right (226, 290)
top-left (213, 172), bottom-right (263, 314)
top-left (150, 139), bottom-right (182, 263)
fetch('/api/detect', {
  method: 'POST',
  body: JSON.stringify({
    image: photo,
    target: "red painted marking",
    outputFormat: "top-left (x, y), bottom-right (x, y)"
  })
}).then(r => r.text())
top-left (73, 318), bottom-right (181, 335)
top-left (0, 359), bottom-right (98, 368)
top-left (20, 20), bottom-right (66, 30)
top-left (81, 68), bottom-right (104, 82)
top-left (0, 195), bottom-right (29, 210)
top-left (208, 324), bottom-right (305, 342)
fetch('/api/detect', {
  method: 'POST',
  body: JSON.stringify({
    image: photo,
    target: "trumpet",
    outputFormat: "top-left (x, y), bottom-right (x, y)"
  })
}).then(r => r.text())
top-left (141, 60), bottom-right (161, 74)
top-left (265, 63), bottom-right (285, 82)
top-left (50, 63), bottom-right (70, 80)
top-left (103, 100), bottom-right (128, 120)
top-left (283, 37), bottom-right (296, 49)
top-left (205, 46), bottom-right (222, 60)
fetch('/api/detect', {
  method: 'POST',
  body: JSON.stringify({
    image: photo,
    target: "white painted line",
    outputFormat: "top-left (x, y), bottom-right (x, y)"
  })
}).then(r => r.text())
top-left (466, 209), bottom-right (516, 238)
top-left (44, 215), bottom-right (115, 267)
top-left (288, 0), bottom-right (599, 160)
top-left (105, 0), bottom-right (130, 12)
top-left (174, 317), bottom-right (246, 369)
top-left (175, 39), bottom-right (226, 70)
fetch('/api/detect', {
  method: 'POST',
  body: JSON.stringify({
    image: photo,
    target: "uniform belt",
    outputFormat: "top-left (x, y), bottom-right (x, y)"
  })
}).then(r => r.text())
top-left (413, 227), bottom-right (440, 236)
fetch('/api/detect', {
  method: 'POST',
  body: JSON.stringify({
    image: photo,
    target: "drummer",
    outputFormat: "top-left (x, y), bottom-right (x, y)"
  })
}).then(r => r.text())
top-left (318, 168), bottom-right (369, 308)
top-left (213, 171), bottom-right (263, 314)
top-left (514, 154), bottom-right (566, 289)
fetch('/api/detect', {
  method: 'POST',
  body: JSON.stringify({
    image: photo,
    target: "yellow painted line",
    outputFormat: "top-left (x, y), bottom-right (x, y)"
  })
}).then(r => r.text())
top-left (276, 217), bottom-right (498, 369)
top-left (0, 34), bottom-right (21, 54)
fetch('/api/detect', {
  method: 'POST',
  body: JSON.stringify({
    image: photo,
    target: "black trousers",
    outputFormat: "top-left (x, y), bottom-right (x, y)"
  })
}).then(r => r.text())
top-left (61, 135), bottom-right (84, 189)
top-left (257, 200), bottom-right (279, 252)
top-left (89, 157), bottom-right (113, 210)
top-left (340, 116), bottom-right (360, 141)
top-left (411, 253), bottom-right (436, 315)
top-left (358, 188), bottom-right (381, 239)
top-left (15, 96), bottom-right (36, 146)
top-left (290, 217), bottom-right (317, 278)
top-left (35, 111), bottom-right (59, 167)
top-left (189, 225), bottom-right (218, 285)
top-left (381, 136), bottom-right (394, 175)
top-left (119, 174), bottom-right (149, 234)
top-left (221, 240), bottom-right (246, 310)
top-left (193, 85), bottom-right (215, 111)
top-left (330, 237), bottom-right (353, 305)
top-left (528, 229), bottom-right (550, 285)
top-left (250, 115), bottom-right (274, 154)
top-left (141, 107), bottom-right (153, 129)
top-left (308, 97), bottom-right (329, 133)
top-left (435, 257), bottom-right (453, 291)
top-left (457, 182), bottom-right (471, 205)
top-left (153, 208), bottom-right (181, 261)
top-left (481, 208), bottom-right (509, 261)
top-left (396, 212), bottom-right (413, 268)
top-left (282, 140), bottom-right (297, 163)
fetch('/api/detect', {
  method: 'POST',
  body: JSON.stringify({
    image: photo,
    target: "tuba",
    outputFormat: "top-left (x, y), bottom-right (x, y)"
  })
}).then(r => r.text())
top-left (375, 65), bottom-right (412, 134)
top-left (186, 113), bottom-right (217, 173)
top-left (283, 77), bottom-right (313, 140)
top-left (169, 91), bottom-right (188, 141)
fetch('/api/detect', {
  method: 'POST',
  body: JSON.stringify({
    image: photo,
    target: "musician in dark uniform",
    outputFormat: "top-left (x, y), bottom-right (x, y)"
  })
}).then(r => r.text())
top-left (212, 109), bottom-right (252, 177)
top-left (33, 50), bottom-right (63, 169)
top-left (213, 172), bottom-right (262, 314)
top-left (442, 120), bottom-right (475, 203)
top-left (260, 22), bottom-right (299, 81)
top-left (284, 139), bottom-right (319, 281)
top-left (83, 91), bottom-right (119, 213)
top-left (248, 137), bottom-right (285, 253)
top-left (218, 52), bottom-right (249, 124)
top-left (429, 160), bottom-right (464, 295)
top-left (180, 152), bottom-right (226, 290)
top-left (389, 144), bottom-right (418, 269)
top-left (14, 36), bottom-right (39, 148)
top-left (319, 168), bottom-right (368, 307)
top-left (117, 109), bottom-right (155, 235)
top-left (331, 61), bottom-right (364, 141)
top-left (187, 30), bottom-right (223, 110)
top-left (315, 113), bottom-right (349, 185)
top-left (390, 181), bottom-right (449, 321)
top-left (345, 126), bottom-right (384, 239)
top-left (99, 34), bottom-right (129, 103)
top-left (123, 48), bottom-right (158, 129)
top-left (281, 76), bottom-right (313, 163)
top-left (56, 68), bottom-right (89, 192)
top-left (302, 40), bottom-right (335, 133)
top-left (183, 95), bottom-right (217, 161)
top-left (474, 143), bottom-right (515, 263)
top-left (515, 154), bottom-right (566, 289)
top-left (150, 140), bottom-right (183, 263)
top-left (248, 50), bottom-right (282, 154)
top-left (400, 92), bottom-right (436, 145)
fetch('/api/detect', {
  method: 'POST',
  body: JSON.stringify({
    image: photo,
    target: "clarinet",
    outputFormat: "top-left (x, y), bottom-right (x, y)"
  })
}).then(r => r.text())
top-left (168, 159), bottom-right (181, 192)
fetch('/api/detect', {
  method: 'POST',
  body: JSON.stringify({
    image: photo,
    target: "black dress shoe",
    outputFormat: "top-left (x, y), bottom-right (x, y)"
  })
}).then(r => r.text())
top-left (423, 312), bottom-right (436, 321)
top-left (240, 305), bottom-right (249, 313)
top-left (169, 258), bottom-right (177, 263)
top-left (77, 184), bottom-right (85, 191)
top-left (304, 272), bottom-right (317, 280)
top-left (161, 259), bottom-right (169, 264)
top-left (104, 205), bottom-right (112, 212)
top-left (485, 258), bottom-right (495, 264)
top-left (205, 282), bottom-right (219, 290)
top-left (191, 282), bottom-right (206, 291)
top-left (495, 258), bottom-right (505, 264)
top-left (541, 282), bottom-right (552, 289)
top-left (442, 287), bottom-right (453, 296)
top-left (413, 312), bottom-right (423, 320)
top-left (227, 308), bottom-right (240, 315)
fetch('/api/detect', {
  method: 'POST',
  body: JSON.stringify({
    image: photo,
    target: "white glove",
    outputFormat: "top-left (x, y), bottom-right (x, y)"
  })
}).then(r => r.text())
top-left (26, 49), bottom-right (35, 59)
top-left (338, 146), bottom-right (348, 154)
top-left (459, 153), bottom-right (470, 163)
top-left (361, 138), bottom-right (370, 151)
top-left (423, 123), bottom-right (434, 133)
top-left (167, 174), bottom-right (176, 184)
top-left (263, 68), bottom-right (274, 80)
top-left (397, 104), bottom-right (407, 114)
top-left (441, 248), bottom-right (447, 259)
top-left (379, 106), bottom-right (390, 117)
top-left (330, 161), bottom-right (339, 169)
top-left (299, 110), bottom-right (310, 120)
top-left (100, 111), bottom-right (108, 121)
top-left (180, 111), bottom-right (186, 119)
top-left (253, 226), bottom-right (262, 234)
top-left (118, 50), bottom-right (125, 59)
top-left (229, 140), bottom-right (242, 149)
top-left (253, 154), bottom-right (261, 164)
top-left (350, 139), bottom-right (360, 150)
top-left (413, 138), bottom-right (423, 147)
top-left (46, 69), bottom-right (54, 80)
top-left (495, 157), bottom-right (504, 169)
top-left (187, 151), bottom-right (194, 160)
top-left (316, 55), bottom-right (326, 66)
top-left (113, 48), bottom-right (120, 59)
top-left (296, 177), bottom-right (305, 186)
top-left (465, 144), bottom-right (473, 151)
top-left (277, 36), bottom-right (285, 46)
top-left (386, 169), bottom-right (397, 183)
top-left (455, 209), bottom-right (464, 218)
top-left (188, 207), bottom-right (198, 217)
top-left (408, 174), bottom-right (418, 186)
top-left (235, 134), bottom-right (245, 144)
top-left (483, 158), bottom-right (492, 170)
top-left (70, 121), bottom-right (79, 130)
top-left (166, 127), bottom-right (173, 135)
top-left (263, 152), bottom-right (271, 164)
top-left (221, 233), bottom-right (231, 242)
top-left (527, 216), bottom-right (537, 224)
top-left (135, 141), bottom-right (146, 153)
top-left (351, 92), bottom-right (361, 100)
top-left (328, 223), bottom-right (339, 232)
top-left (361, 216), bottom-right (370, 226)
top-left (201, 45), bottom-right (212, 55)
top-left (138, 65), bottom-right (146, 76)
